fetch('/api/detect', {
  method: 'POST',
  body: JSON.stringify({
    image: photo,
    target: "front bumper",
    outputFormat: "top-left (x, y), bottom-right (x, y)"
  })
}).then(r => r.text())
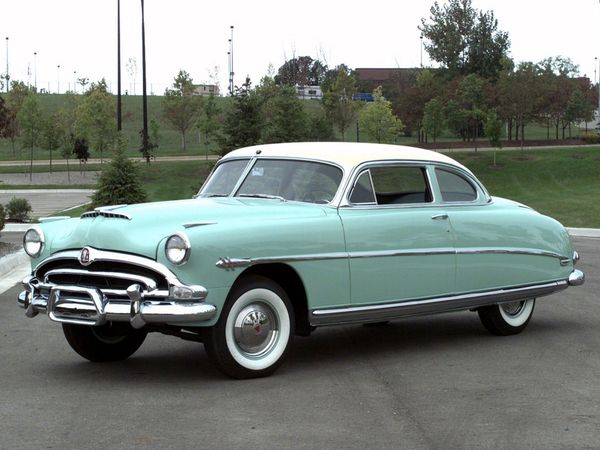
top-left (17, 249), bottom-right (217, 329)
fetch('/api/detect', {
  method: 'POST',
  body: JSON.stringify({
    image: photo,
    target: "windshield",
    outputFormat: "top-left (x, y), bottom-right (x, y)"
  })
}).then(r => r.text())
top-left (199, 158), bottom-right (343, 204)
top-left (199, 159), bottom-right (250, 197)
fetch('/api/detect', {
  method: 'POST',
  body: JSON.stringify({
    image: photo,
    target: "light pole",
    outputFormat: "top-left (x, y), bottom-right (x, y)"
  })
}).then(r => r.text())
top-left (229, 25), bottom-right (234, 95)
top-left (420, 34), bottom-right (423, 68)
top-left (117, 0), bottom-right (122, 131)
top-left (5, 37), bottom-right (9, 93)
top-left (57, 64), bottom-right (61, 93)
top-left (73, 70), bottom-right (77, 93)
top-left (34, 52), bottom-right (37, 90)
top-left (140, 0), bottom-right (149, 159)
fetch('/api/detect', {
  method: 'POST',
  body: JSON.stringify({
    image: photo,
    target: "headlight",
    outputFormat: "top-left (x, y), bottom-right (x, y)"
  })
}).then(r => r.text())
top-left (165, 232), bottom-right (191, 265)
top-left (23, 226), bottom-right (45, 258)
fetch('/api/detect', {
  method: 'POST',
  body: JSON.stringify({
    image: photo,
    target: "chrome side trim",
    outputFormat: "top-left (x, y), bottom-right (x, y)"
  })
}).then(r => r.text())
top-left (310, 279), bottom-right (570, 326)
top-left (215, 247), bottom-right (568, 269)
top-left (182, 222), bottom-right (217, 229)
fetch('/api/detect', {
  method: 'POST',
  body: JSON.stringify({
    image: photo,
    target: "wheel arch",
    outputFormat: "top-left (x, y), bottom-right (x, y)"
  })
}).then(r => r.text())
top-left (233, 263), bottom-right (313, 336)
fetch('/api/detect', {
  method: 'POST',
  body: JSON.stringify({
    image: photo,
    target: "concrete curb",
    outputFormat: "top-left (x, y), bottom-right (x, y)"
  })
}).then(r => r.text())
top-left (0, 249), bottom-right (29, 295)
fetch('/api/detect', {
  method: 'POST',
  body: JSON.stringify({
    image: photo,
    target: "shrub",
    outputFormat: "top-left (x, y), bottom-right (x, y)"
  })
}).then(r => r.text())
top-left (6, 197), bottom-right (32, 222)
top-left (580, 133), bottom-right (600, 144)
top-left (91, 147), bottom-right (147, 209)
top-left (0, 204), bottom-right (5, 233)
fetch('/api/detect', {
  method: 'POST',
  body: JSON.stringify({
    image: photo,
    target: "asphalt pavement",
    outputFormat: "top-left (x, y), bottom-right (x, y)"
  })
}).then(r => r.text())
top-left (0, 236), bottom-right (598, 449)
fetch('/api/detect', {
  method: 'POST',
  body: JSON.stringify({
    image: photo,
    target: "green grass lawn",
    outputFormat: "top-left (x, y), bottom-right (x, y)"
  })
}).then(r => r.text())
top-left (452, 147), bottom-right (600, 228)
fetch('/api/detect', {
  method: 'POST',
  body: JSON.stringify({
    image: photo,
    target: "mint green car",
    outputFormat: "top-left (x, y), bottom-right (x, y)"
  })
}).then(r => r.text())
top-left (18, 143), bottom-right (584, 378)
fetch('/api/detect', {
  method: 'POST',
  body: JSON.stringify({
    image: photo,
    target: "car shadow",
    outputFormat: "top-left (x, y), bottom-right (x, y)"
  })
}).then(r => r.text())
top-left (42, 312), bottom-right (581, 382)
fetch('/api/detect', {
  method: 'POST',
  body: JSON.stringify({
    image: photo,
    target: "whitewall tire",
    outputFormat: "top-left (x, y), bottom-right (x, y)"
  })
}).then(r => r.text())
top-left (205, 275), bottom-right (294, 379)
top-left (478, 299), bottom-right (536, 336)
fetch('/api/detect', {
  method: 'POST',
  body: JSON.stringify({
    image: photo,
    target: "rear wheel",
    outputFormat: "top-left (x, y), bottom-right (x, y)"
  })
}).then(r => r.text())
top-left (62, 322), bottom-right (147, 362)
top-left (478, 299), bottom-right (535, 336)
top-left (204, 276), bottom-right (294, 379)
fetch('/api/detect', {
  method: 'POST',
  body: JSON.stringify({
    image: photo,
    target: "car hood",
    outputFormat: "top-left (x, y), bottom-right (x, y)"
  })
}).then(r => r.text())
top-left (44, 197), bottom-right (330, 259)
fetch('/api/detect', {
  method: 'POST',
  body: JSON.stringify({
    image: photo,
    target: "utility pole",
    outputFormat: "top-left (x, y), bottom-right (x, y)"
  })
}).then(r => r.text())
top-left (33, 51), bottom-right (37, 90)
top-left (5, 37), bottom-right (9, 93)
top-left (140, 0), bottom-right (149, 155)
top-left (117, 0), bottom-right (122, 130)
top-left (229, 25), bottom-right (234, 95)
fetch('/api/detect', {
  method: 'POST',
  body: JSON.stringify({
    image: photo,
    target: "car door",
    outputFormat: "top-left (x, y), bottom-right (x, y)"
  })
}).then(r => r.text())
top-left (338, 164), bottom-right (456, 306)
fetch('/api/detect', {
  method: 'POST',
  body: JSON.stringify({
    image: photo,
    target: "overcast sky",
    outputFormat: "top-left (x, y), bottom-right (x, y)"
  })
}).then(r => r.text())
top-left (2, 0), bottom-right (600, 95)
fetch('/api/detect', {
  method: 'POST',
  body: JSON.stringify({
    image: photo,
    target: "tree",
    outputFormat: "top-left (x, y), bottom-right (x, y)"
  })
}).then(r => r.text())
top-left (57, 92), bottom-right (81, 182)
top-left (17, 92), bottom-right (42, 181)
top-left (422, 97), bottom-right (445, 143)
top-left (162, 70), bottom-right (202, 151)
top-left (323, 68), bottom-right (358, 140)
top-left (358, 87), bottom-right (403, 143)
top-left (306, 110), bottom-right (334, 141)
top-left (484, 110), bottom-right (503, 166)
top-left (42, 112), bottom-right (63, 173)
top-left (0, 96), bottom-right (9, 139)
top-left (197, 93), bottom-right (221, 159)
top-left (91, 142), bottom-right (147, 208)
top-left (219, 77), bottom-right (262, 155)
top-left (4, 80), bottom-right (32, 154)
top-left (73, 137), bottom-right (90, 173)
top-left (262, 85), bottom-right (308, 143)
top-left (460, 74), bottom-right (486, 148)
top-left (76, 79), bottom-right (116, 162)
top-left (419, 0), bottom-right (510, 79)
top-left (274, 56), bottom-right (327, 86)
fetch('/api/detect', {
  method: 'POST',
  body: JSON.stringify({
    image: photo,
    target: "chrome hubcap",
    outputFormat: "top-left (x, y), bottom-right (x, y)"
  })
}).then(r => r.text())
top-left (501, 301), bottom-right (525, 316)
top-left (233, 303), bottom-right (278, 356)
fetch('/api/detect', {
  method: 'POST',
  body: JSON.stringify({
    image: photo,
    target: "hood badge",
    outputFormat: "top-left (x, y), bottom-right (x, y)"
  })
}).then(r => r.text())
top-left (79, 247), bottom-right (93, 266)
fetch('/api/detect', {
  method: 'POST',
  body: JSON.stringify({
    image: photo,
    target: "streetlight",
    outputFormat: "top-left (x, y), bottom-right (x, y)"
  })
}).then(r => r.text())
top-left (140, 0), bottom-right (149, 160)
top-left (420, 34), bottom-right (423, 68)
top-left (73, 70), bottom-right (77, 93)
top-left (5, 37), bottom-right (9, 93)
top-left (57, 64), bottom-right (61, 94)
top-left (117, 0), bottom-right (122, 131)
top-left (229, 25), bottom-right (234, 95)
top-left (34, 52), bottom-right (37, 90)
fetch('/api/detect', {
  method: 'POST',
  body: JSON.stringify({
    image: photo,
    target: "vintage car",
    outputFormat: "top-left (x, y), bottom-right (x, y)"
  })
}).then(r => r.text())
top-left (18, 142), bottom-right (584, 378)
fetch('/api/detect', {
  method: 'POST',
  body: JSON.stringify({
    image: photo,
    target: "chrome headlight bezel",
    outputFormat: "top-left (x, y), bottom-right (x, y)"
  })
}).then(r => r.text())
top-left (23, 226), bottom-right (45, 258)
top-left (165, 232), bottom-right (191, 266)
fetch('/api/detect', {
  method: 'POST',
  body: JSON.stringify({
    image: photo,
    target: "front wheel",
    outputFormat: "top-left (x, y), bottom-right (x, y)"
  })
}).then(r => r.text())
top-left (62, 322), bottom-right (147, 362)
top-left (204, 276), bottom-right (294, 379)
top-left (477, 299), bottom-right (536, 336)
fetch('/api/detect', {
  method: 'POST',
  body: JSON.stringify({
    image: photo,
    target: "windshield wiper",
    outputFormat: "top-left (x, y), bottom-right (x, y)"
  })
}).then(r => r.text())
top-left (238, 194), bottom-right (287, 202)
top-left (197, 193), bottom-right (228, 198)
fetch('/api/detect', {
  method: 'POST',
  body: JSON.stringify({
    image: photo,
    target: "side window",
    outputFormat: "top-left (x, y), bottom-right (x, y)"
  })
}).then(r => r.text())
top-left (349, 170), bottom-right (376, 204)
top-left (436, 168), bottom-right (478, 202)
top-left (370, 166), bottom-right (432, 205)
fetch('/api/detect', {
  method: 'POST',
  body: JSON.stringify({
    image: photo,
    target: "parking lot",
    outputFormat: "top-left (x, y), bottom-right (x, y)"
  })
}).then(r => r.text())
top-left (1, 236), bottom-right (598, 449)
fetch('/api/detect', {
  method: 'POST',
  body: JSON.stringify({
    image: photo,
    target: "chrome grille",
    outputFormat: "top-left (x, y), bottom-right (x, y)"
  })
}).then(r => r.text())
top-left (35, 258), bottom-right (168, 299)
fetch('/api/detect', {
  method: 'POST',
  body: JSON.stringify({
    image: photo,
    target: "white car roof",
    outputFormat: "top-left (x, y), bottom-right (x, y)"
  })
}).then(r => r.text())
top-left (222, 142), bottom-right (472, 174)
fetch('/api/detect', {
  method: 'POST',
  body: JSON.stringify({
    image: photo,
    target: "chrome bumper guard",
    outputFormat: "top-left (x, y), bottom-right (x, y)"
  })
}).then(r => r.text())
top-left (18, 275), bottom-right (216, 329)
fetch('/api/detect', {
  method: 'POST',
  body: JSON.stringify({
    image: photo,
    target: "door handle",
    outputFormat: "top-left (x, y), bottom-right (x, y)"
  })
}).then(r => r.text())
top-left (431, 214), bottom-right (448, 220)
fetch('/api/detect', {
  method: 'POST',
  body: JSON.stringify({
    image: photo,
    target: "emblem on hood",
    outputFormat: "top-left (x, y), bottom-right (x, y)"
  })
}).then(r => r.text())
top-left (79, 247), bottom-right (93, 266)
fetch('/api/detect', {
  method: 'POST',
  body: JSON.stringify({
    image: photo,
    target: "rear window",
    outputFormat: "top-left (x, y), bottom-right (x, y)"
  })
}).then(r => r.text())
top-left (436, 169), bottom-right (477, 202)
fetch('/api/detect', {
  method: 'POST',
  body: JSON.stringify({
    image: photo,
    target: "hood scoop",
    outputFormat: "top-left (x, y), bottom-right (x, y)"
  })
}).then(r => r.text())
top-left (81, 205), bottom-right (132, 220)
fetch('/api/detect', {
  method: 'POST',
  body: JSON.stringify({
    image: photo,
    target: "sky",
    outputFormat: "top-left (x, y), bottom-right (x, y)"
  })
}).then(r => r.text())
top-left (1, 0), bottom-right (600, 95)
